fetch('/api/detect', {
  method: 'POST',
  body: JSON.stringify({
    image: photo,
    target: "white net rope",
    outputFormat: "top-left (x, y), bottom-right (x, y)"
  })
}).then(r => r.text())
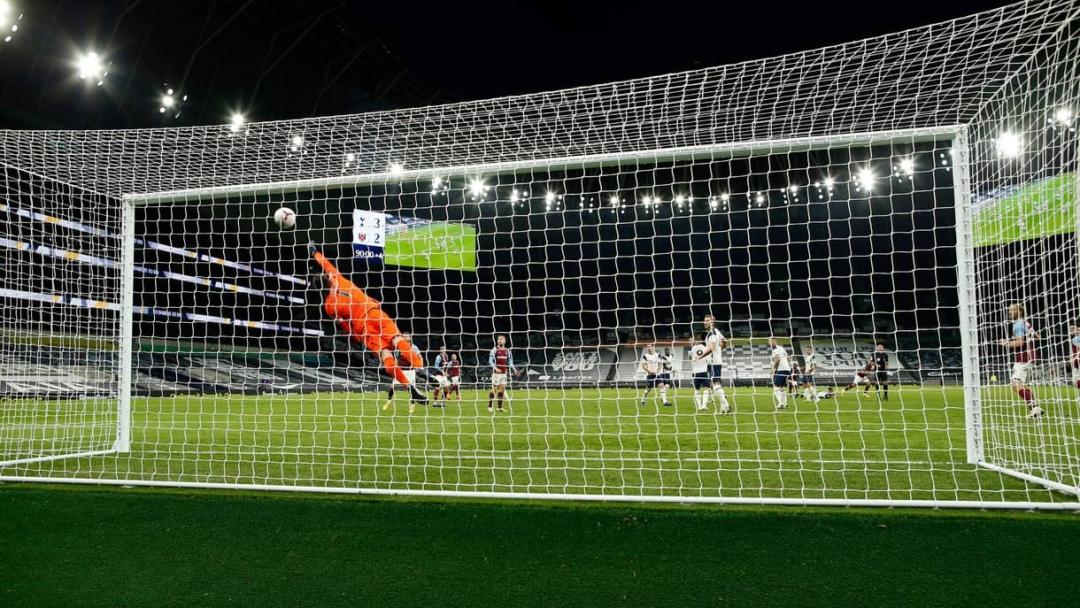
top-left (0, 0), bottom-right (1078, 507)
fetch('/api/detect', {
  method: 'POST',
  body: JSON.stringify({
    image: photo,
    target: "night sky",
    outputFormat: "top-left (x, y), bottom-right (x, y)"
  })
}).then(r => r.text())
top-left (0, 0), bottom-right (1013, 129)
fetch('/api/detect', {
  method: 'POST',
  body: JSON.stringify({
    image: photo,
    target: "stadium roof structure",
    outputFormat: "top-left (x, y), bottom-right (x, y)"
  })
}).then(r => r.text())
top-left (0, 0), bottom-right (1078, 199)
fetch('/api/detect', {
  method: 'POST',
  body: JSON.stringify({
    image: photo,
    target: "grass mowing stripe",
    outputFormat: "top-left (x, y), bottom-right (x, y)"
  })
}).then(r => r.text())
top-left (0, 484), bottom-right (1078, 607)
top-left (1, 387), bottom-right (1075, 503)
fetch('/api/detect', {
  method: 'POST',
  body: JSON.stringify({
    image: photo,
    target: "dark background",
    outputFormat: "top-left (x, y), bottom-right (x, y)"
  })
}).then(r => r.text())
top-left (0, 1), bottom-right (1014, 375)
top-left (0, 1), bottom-right (1013, 129)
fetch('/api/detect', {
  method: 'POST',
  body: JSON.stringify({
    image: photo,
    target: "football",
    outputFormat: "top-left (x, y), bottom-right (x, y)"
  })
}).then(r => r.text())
top-left (273, 207), bottom-right (296, 229)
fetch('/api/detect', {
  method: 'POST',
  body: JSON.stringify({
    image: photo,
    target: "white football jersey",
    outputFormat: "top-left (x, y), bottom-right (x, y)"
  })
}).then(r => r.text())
top-left (803, 352), bottom-right (817, 373)
top-left (704, 328), bottom-right (725, 365)
top-left (772, 345), bottom-right (791, 371)
top-left (660, 353), bottom-right (674, 372)
top-left (640, 352), bottom-right (660, 374)
top-left (690, 345), bottom-right (709, 374)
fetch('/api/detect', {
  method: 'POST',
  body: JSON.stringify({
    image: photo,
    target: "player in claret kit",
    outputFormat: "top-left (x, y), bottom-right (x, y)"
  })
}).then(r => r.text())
top-left (787, 359), bottom-right (802, 396)
top-left (488, 335), bottom-right (520, 413)
top-left (1069, 321), bottom-right (1080, 390)
top-left (308, 243), bottom-right (427, 404)
top-left (432, 346), bottom-right (452, 408)
top-left (446, 353), bottom-right (463, 401)
top-left (843, 357), bottom-right (875, 395)
top-left (999, 303), bottom-right (1043, 418)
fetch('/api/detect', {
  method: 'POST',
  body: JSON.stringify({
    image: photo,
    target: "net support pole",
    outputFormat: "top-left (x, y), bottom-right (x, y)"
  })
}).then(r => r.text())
top-left (113, 195), bottom-right (136, 453)
top-left (952, 127), bottom-right (983, 465)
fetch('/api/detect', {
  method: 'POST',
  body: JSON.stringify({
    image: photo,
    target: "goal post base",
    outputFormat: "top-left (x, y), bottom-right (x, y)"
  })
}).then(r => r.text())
top-left (977, 461), bottom-right (1080, 498)
top-left (0, 449), bottom-right (118, 469)
top-left (1, 476), bottom-right (1078, 511)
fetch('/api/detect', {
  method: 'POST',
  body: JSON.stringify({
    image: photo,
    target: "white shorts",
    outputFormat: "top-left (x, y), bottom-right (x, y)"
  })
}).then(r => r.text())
top-left (450, 376), bottom-right (461, 386)
top-left (393, 369), bottom-right (417, 387)
top-left (491, 373), bottom-right (508, 387)
top-left (434, 374), bottom-right (450, 388)
top-left (1010, 362), bottom-right (1031, 384)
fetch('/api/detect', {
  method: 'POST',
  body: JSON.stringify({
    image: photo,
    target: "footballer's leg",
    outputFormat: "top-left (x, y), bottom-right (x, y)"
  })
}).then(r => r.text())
top-left (709, 367), bottom-right (731, 413)
top-left (384, 384), bottom-right (395, 411)
top-left (1012, 363), bottom-right (1042, 418)
top-left (659, 380), bottom-right (671, 407)
top-left (639, 378), bottom-right (653, 406)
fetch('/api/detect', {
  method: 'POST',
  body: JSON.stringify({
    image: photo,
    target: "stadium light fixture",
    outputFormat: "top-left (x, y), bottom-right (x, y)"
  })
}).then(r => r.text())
top-left (345, 153), bottom-right (356, 163)
top-left (289, 135), bottom-right (304, 152)
top-left (996, 131), bottom-right (1022, 158)
top-left (824, 177), bottom-right (835, 189)
top-left (609, 194), bottom-right (620, 206)
top-left (388, 162), bottom-right (405, 177)
top-left (228, 112), bottom-right (247, 133)
top-left (470, 178), bottom-right (487, 198)
top-left (789, 185), bottom-right (799, 194)
top-left (857, 168), bottom-right (875, 192)
top-left (1050, 107), bottom-right (1075, 131)
top-left (896, 158), bottom-right (915, 178)
top-left (754, 193), bottom-right (765, 205)
top-left (544, 190), bottom-right (557, 205)
top-left (640, 195), bottom-right (652, 206)
top-left (1, 1), bottom-right (22, 43)
top-left (720, 193), bottom-right (730, 202)
top-left (158, 88), bottom-right (186, 115)
top-left (431, 175), bottom-right (444, 190)
top-left (75, 50), bottom-right (108, 86)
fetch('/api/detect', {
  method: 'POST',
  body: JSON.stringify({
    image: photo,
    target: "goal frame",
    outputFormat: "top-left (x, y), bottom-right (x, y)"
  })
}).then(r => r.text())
top-left (4, 123), bottom-right (1080, 510)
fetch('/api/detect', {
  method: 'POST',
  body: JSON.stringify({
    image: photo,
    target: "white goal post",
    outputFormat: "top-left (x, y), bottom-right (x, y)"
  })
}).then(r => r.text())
top-left (1, 0), bottom-right (1079, 509)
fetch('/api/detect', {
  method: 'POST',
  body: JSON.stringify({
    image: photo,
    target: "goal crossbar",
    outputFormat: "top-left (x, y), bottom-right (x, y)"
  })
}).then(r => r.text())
top-left (123, 126), bottom-right (963, 205)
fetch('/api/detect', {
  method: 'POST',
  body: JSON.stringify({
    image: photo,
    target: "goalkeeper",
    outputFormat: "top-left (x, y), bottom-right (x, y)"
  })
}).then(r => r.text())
top-left (308, 242), bottom-right (427, 403)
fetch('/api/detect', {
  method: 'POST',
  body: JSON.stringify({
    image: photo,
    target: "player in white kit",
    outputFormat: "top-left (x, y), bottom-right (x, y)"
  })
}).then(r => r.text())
top-left (694, 314), bottom-right (732, 414)
top-left (639, 344), bottom-right (671, 407)
top-left (769, 337), bottom-right (792, 410)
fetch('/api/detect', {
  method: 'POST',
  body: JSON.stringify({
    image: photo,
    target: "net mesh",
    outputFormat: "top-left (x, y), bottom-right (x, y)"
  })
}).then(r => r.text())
top-left (0, 0), bottom-right (1078, 506)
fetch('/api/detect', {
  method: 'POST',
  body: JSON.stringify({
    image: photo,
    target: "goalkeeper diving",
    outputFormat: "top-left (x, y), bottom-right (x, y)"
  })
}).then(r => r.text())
top-left (308, 242), bottom-right (427, 403)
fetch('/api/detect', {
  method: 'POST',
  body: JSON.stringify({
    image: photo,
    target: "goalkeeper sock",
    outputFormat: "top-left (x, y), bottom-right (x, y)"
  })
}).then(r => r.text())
top-left (390, 334), bottom-right (419, 369)
top-left (381, 354), bottom-right (411, 385)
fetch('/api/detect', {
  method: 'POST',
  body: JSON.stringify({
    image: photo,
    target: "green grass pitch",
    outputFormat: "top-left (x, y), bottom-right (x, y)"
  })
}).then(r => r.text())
top-left (2, 385), bottom-right (1074, 504)
top-left (2, 386), bottom-right (1078, 606)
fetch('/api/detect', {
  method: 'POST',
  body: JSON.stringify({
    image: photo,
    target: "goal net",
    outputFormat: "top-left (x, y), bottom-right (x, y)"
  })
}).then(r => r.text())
top-left (1, 0), bottom-right (1078, 508)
